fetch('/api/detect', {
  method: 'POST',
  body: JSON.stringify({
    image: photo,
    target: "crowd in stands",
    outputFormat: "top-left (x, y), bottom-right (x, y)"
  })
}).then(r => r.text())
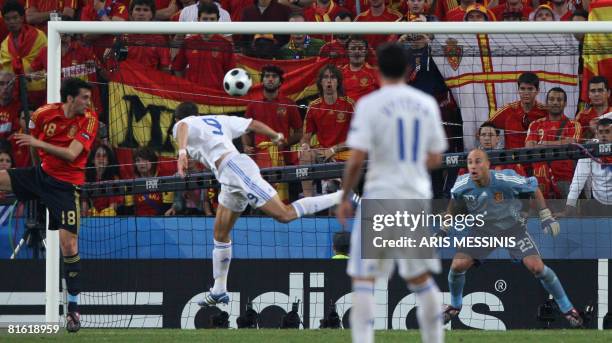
top-left (0, 0), bottom-right (609, 217)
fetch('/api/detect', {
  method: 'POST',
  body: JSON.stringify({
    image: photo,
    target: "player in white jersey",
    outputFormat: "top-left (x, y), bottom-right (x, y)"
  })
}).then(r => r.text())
top-left (173, 102), bottom-right (345, 306)
top-left (337, 43), bottom-right (447, 343)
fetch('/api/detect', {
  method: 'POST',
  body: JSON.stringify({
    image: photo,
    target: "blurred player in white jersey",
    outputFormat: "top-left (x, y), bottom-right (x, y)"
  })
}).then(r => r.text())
top-left (173, 102), bottom-right (344, 306)
top-left (337, 43), bottom-right (447, 343)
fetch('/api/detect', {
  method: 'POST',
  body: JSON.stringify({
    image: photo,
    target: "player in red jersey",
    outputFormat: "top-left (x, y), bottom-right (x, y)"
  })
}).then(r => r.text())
top-left (526, 87), bottom-right (581, 200)
top-left (300, 64), bottom-right (354, 197)
top-left (458, 122), bottom-right (526, 176)
top-left (171, 3), bottom-right (235, 90)
top-left (575, 76), bottom-right (611, 140)
top-left (242, 65), bottom-right (303, 202)
top-left (0, 78), bottom-right (98, 333)
top-left (489, 72), bottom-right (548, 149)
top-left (341, 36), bottom-right (379, 102)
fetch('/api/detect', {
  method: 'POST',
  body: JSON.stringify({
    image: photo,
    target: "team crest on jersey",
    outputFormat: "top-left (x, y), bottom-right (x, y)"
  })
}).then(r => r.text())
top-left (494, 192), bottom-right (503, 203)
top-left (359, 77), bottom-right (369, 87)
top-left (336, 111), bottom-right (346, 122)
top-left (443, 38), bottom-right (462, 71)
top-left (68, 125), bottom-right (77, 138)
top-left (211, 50), bottom-right (219, 58)
top-left (0, 111), bottom-right (9, 122)
top-left (277, 106), bottom-right (287, 116)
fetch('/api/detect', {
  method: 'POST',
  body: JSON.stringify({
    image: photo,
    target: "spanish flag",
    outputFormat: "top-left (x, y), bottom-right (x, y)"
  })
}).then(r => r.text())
top-left (108, 57), bottom-right (328, 154)
top-left (0, 24), bottom-right (46, 93)
top-left (582, 0), bottom-right (612, 101)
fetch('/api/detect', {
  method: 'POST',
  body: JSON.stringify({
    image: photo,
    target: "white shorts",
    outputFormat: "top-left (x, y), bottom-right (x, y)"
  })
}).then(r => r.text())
top-left (217, 154), bottom-right (278, 212)
top-left (347, 207), bottom-right (441, 280)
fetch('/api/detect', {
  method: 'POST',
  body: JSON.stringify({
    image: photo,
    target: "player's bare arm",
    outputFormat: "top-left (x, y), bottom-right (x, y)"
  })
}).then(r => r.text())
top-left (336, 149), bottom-right (366, 226)
top-left (14, 134), bottom-right (84, 163)
top-left (247, 120), bottom-right (286, 145)
top-left (175, 121), bottom-right (189, 178)
top-left (426, 152), bottom-right (443, 170)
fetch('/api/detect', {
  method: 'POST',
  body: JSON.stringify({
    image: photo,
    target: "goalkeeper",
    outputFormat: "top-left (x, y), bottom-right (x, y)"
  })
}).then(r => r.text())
top-left (439, 149), bottom-right (584, 328)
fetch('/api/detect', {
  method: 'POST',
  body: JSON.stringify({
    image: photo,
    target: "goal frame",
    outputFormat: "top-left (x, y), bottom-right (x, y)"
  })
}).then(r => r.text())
top-left (45, 19), bottom-right (612, 326)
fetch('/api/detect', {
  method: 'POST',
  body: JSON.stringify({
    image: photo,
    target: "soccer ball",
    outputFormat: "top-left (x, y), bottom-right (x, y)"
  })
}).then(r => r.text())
top-left (223, 68), bottom-right (252, 96)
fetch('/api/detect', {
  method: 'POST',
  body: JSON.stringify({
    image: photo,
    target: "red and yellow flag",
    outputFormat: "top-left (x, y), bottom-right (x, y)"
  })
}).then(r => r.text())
top-left (582, 0), bottom-right (612, 101)
top-left (108, 57), bottom-right (328, 152)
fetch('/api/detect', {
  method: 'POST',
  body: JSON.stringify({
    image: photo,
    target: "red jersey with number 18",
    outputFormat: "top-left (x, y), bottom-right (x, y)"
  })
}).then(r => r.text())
top-left (30, 103), bottom-right (98, 185)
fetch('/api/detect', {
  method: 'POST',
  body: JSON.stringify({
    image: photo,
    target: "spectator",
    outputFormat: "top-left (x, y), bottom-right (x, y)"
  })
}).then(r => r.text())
top-left (300, 64), bottom-right (354, 197)
top-left (248, 33), bottom-right (278, 59)
top-left (0, 142), bottom-right (13, 170)
top-left (458, 122), bottom-right (526, 175)
top-left (489, 72), bottom-right (547, 150)
top-left (526, 87), bottom-right (581, 199)
top-left (571, 9), bottom-right (588, 41)
top-left (340, 36), bottom-right (378, 102)
top-left (169, 0), bottom-right (195, 20)
top-left (172, 3), bottom-right (236, 90)
top-left (550, 0), bottom-right (572, 21)
top-left (25, 0), bottom-right (77, 33)
top-left (80, 0), bottom-right (129, 57)
top-left (318, 11), bottom-right (352, 65)
top-left (529, 4), bottom-right (556, 21)
top-left (562, 115), bottom-right (612, 216)
top-left (83, 144), bottom-right (122, 216)
top-left (0, 0), bottom-right (47, 108)
top-left (8, 109), bottom-right (31, 167)
top-left (404, 0), bottom-right (437, 21)
top-left (463, 3), bottom-right (493, 21)
top-left (304, 0), bottom-right (345, 22)
top-left (124, 147), bottom-right (174, 216)
top-left (445, 0), bottom-right (475, 21)
top-left (576, 76), bottom-right (611, 140)
top-left (0, 70), bottom-right (20, 140)
top-left (179, 0), bottom-right (231, 21)
top-left (242, 65), bottom-right (303, 201)
top-left (278, 13), bottom-right (325, 60)
top-left (121, 0), bottom-right (172, 72)
top-left (239, 0), bottom-right (291, 48)
top-left (491, 0), bottom-right (532, 21)
top-left (331, 231), bottom-right (349, 259)
top-left (29, 35), bottom-right (104, 114)
top-left (354, 0), bottom-right (402, 50)
top-left (165, 159), bottom-right (212, 215)
top-left (221, 0), bottom-right (253, 21)
top-left (154, 0), bottom-right (180, 20)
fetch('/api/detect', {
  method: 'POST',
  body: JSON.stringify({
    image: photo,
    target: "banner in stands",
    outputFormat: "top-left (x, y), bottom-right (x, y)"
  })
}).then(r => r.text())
top-left (583, 0), bottom-right (612, 101)
top-left (107, 57), bottom-right (326, 151)
top-left (431, 34), bottom-right (579, 149)
top-left (0, 260), bottom-right (604, 330)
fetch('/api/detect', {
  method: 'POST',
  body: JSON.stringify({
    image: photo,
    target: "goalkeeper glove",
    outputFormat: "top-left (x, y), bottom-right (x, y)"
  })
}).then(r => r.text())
top-left (539, 208), bottom-right (560, 237)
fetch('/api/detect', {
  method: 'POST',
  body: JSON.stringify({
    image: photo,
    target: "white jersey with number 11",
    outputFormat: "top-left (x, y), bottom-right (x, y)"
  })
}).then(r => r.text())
top-left (347, 83), bottom-right (448, 199)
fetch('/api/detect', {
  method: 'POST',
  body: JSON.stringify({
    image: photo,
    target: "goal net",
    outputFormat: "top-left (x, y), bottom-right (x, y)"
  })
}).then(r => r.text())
top-left (36, 21), bottom-right (612, 330)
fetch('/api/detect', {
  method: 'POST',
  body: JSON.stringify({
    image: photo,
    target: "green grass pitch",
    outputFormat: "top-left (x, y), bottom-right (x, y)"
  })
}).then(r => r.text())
top-left (1, 329), bottom-right (611, 343)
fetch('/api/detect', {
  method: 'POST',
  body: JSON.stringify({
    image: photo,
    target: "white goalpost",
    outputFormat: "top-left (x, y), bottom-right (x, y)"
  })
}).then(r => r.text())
top-left (45, 20), bottom-right (612, 328)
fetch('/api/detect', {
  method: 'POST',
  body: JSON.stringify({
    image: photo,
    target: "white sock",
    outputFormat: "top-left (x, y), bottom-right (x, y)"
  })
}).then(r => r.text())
top-left (291, 191), bottom-right (343, 217)
top-left (351, 280), bottom-right (375, 343)
top-left (410, 278), bottom-right (443, 343)
top-left (211, 239), bottom-right (232, 295)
